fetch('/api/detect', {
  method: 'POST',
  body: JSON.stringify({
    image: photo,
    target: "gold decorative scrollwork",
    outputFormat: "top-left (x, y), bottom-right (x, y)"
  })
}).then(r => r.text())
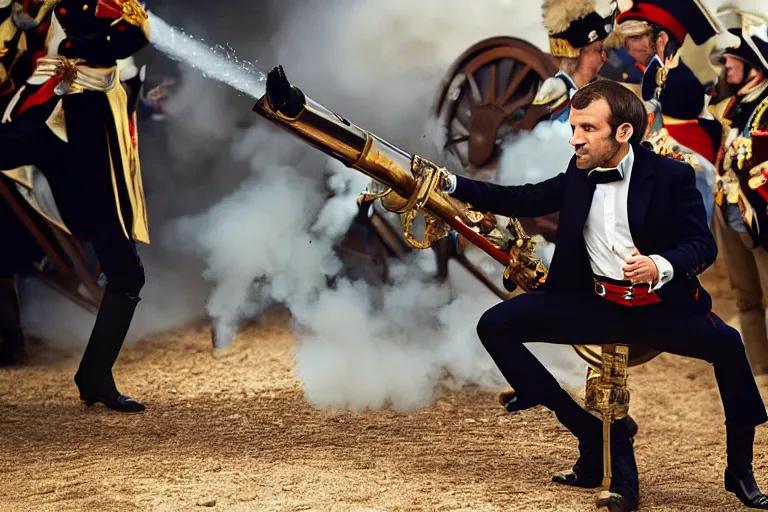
top-left (399, 155), bottom-right (452, 249)
top-left (502, 218), bottom-right (547, 292)
top-left (750, 96), bottom-right (768, 134)
top-left (358, 180), bottom-right (393, 202)
top-left (401, 209), bottom-right (451, 250)
top-left (584, 344), bottom-right (630, 489)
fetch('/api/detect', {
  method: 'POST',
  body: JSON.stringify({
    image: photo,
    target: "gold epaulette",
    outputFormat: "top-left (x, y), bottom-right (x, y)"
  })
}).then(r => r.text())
top-left (647, 128), bottom-right (700, 170)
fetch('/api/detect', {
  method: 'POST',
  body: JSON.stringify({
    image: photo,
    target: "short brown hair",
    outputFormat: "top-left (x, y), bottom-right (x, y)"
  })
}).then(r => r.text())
top-left (570, 80), bottom-right (648, 145)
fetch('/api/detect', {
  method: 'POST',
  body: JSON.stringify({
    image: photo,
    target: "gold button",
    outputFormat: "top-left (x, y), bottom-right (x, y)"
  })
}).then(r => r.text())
top-left (82, 3), bottom-right (88, 10)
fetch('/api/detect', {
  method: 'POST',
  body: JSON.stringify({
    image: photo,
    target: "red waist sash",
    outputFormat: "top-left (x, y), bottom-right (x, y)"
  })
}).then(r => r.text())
top-left (593, 276), bottom-right (662, 307)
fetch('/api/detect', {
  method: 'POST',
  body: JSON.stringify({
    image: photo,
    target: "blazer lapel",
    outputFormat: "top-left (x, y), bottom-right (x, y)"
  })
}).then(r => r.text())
top-left (562, 160), bottom-right (596, 236)
top-left (627, 145), bottom-right (655, 239)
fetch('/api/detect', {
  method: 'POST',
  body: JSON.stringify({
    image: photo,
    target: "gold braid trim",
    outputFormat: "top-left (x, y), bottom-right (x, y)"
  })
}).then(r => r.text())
top-left (549, 37), bottom-right (580, 58)
top-left (750, 95), bottom-right (768, 134)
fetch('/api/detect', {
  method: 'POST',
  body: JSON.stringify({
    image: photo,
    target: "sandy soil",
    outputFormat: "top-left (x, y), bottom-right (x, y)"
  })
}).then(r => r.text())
top-left (1, 260), bottom-right (766, 512)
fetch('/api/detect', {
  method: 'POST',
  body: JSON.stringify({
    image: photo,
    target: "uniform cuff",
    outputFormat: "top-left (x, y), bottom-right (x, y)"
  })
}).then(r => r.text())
top-left (648, 254), bottom-right (674, 290)
top-left (445, 174), bottom-right (457, 194)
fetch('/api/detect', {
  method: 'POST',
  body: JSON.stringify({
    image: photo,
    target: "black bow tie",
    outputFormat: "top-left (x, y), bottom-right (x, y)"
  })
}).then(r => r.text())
top-left (588, 167), bottom-right (623, 185)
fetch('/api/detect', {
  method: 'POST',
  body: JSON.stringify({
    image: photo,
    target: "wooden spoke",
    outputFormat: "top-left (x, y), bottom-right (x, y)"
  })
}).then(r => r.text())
top-left (499, 64), bottom-right (531, 105)
top-left (465, 73), bottom-right (483, 105)
top-left (502, 89), bottom-right (536, 117)
top-left (432, 36), bottom-right (559, 175)
top-left (485, 63), bottom-right (497, 104)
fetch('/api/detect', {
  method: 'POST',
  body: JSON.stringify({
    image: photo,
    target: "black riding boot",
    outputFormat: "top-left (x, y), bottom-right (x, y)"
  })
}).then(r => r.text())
top-left (0, 276), bottom-right (26, 366)
top-left (74, 284), bottom-right (145, 412)
top-left (725, 425), bottom-right (768, 509)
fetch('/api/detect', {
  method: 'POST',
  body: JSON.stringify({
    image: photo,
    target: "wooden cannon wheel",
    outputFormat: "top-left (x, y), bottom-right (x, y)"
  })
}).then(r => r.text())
top-left (432, 36), bottom-right (559, 175)
top-left (431, 36), bottom-right (559, 299)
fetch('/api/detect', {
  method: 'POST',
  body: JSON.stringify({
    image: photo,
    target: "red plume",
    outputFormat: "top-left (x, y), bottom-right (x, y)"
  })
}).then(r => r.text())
top-left (95, 0), bottom-right (124, 19)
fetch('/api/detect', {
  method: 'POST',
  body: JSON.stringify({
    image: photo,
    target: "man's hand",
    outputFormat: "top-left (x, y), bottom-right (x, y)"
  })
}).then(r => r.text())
top-left (622, 247), bottom-right (659, 285)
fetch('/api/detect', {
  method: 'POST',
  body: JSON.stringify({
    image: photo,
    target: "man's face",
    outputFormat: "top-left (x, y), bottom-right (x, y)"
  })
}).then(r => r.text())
top-left (625, 32), bottom-right (655, 66)
top-left (724, 56), bottom-right (745, 85)
top-left (568, 98), bottom-right (621, 169)
top-left (577, 41), bottom-right (608, 81)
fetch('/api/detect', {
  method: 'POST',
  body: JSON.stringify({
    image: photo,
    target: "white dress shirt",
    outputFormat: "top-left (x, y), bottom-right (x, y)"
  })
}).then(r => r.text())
top-left (583, 145), bottom-right (673, 289)
top-left (445, 144), bottom-right (674, 289)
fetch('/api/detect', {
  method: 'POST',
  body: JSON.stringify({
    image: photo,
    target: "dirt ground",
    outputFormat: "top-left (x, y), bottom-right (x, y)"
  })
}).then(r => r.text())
top-left (1, 260), bottom-right (766, 512)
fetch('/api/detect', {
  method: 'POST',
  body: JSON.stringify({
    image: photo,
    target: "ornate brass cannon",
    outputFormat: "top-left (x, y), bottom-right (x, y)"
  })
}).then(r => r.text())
top-left (252, 65), bottom-right (641, 492)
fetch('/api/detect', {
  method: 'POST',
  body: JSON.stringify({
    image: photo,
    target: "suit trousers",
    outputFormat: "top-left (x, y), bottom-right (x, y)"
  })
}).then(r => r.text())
top-left (476, 288), bottom-right (768, 428)
top-left (712, 206), bottom-right (768, 375)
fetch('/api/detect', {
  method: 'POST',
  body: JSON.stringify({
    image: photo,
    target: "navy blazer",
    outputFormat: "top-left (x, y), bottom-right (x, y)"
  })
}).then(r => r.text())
top-left (452, 144), bottom-right (717, 314)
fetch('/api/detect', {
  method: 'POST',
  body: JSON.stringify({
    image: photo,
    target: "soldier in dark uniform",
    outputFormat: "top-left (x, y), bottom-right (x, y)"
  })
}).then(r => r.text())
top-left (0, 0), bottom-right (152, 412)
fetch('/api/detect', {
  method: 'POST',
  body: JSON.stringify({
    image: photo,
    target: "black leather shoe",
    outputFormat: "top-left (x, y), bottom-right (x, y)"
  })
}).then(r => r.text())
top-left (725, 468), bottom-right (768, 509)
top-left (75, 375), bottom-right (145, 413)
top-left (552, 436), bottom-right (603, 488)
top-left (596, 490), bottom-right (638, 512)
top-left (553, 425), bottom-right (639, 501)
top-left (550, 415), bottom-right (638, 489)
top-left (552, 467), bottom-right (603, 488)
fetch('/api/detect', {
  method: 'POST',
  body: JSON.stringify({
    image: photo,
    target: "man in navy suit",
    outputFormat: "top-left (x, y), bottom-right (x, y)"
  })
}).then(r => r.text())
top-left (441, 80), bottom-right (768, 511)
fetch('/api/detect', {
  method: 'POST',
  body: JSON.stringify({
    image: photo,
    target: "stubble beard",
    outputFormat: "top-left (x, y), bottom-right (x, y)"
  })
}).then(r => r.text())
top-left (575, 138), bottom-right (621, 170)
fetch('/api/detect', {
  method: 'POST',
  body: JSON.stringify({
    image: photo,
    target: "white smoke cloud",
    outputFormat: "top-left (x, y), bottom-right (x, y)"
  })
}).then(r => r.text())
top-left (150, 0), bottom-right (590, 411)
top-left (498, 121), bottom-right (575, 185)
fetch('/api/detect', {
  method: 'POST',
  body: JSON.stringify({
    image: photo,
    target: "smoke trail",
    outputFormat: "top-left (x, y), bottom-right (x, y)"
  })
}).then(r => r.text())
top-left (147, 13), bottom-right (266, 99)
